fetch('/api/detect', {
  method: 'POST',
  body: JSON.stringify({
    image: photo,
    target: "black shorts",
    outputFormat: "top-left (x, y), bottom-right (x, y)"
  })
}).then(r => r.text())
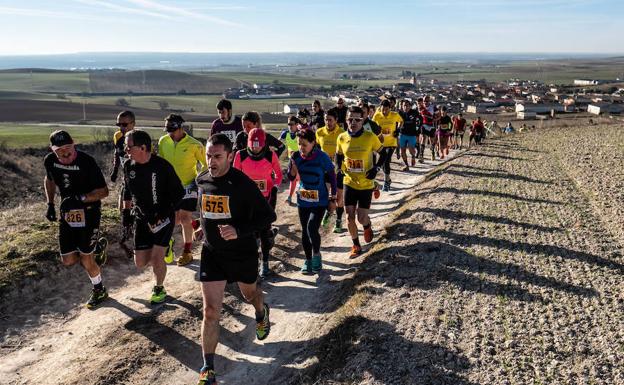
top-left (336, 172), bottom-right (344, 190)
top-left (134, 213), bottom-right (175, 251)
top-left (200, 245), bottom-right (258, 284)
top-left (454, 131), bottom-right (465, 138)
top-left (178, 184), bottom-right (199, 212)
top-left (422, 125), bottom-right (436, 138)
top-left (344, 185), bottom-right (373, 210)
top-left (59, 206), bottom-right (101, 255)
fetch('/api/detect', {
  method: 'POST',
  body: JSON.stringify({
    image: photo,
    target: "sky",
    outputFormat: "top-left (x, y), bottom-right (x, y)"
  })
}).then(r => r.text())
top-left (0, 0), bottom-right (623, 55)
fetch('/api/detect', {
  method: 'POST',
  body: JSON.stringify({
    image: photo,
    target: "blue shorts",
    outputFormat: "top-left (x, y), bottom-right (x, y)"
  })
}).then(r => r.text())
top-left (399, 134), bottom-right (417, 148)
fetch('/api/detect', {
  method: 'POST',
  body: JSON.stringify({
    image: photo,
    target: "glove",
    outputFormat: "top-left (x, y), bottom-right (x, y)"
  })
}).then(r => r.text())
top-left (110, 167), bottom-right (119, 183)
top-left (121, 208), bottom-right (134, 227)
top-left (365, 166), bottom-right (379, 180)
top-left (45, 203), bottom-right (57, 222)
top-left (393, 128), bottom-right (400, 138)
top-left (130, 206), bottom-right (146, 221)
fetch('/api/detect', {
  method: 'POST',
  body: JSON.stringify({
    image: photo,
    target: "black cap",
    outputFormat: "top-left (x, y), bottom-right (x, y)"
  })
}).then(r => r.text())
top-left (49, 130), bottom-right (73, 150)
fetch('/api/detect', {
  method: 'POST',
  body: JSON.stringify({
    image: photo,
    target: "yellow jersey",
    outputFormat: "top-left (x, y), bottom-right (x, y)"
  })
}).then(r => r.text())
top-left (336, 130), bottom-right (383, 190)
top-left (315, 125), bottom-right (345, 158)
top-left (372, 111), bottom-right (403, 148)
top-left (157, 133), bottom-right (207, 186)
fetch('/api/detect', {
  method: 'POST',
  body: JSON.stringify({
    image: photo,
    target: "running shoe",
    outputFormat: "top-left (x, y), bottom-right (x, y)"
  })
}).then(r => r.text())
top-left (86, 287), bottom-right (108, 309)
top-left (364, 226), bottom-right (374, 243)
top-left (177, 250), bottom-right (193, 266)
top-left (431, 151), bottom-right (435, 161)
top-left (164, 238), bottom-right (175, 264)
top-left (259, 261), bottom-right (270, 278)
top-left (150, 286), bottom-right (167, 304)
top-left (401, 165), bottom-right (409, 172)
top-left (256, 303), bottom-right (270, 340)
top-left (349, 245), bottom-right (362, 258)
top-left (311, 255), bottom-right (322, 273)
top-left (395, 151), bottom-right (401, 160)
top-left (94, 237), bottom-right (108, 266)
top-left (197, 367), bottom-right (217, 385)
top-left (418, 157), bottom-right (424, 164)
top-left (382, 182), bottom-right (390, 192)
top-left (285, 195), bottom-right (292, 204)
top-left (321, 212), bottom-right (331, 228)
top-left (411, 157), bottom-right (416, 167)
top-left (301, 259), bottom-right (313, 275)
top-left (333, 219), bottom-right (345, 234)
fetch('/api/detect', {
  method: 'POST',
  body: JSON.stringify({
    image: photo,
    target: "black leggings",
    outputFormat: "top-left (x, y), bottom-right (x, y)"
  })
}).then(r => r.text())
top-left (259, 186), bottom-right (279, 262)
top-left (381, 147), bottom-right (394, 180)
top-left (298, 206), bottom-right (326, 260)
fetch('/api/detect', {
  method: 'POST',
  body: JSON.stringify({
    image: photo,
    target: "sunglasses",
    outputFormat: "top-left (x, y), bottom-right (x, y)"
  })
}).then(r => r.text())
top-left (124, 144), bottom-right (140, 151)
top-left (116, 122), bottom-right (134, 127)
top-left (347, 117), bottom-right (363, 122)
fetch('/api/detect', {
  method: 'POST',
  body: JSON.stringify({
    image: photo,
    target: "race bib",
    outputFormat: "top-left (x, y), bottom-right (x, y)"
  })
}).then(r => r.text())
top-left (346, 158), bottom-right (364, 173)
top-left (201, 194), bottom-right (232, 219)
top-left (149, 217), bottom-right (171, 234)
top-left (64, 209), bottom-right (86, 228)
top-left (183, 184), bottom-right (198, 200)
top-left (299, 189), bottom-right (319, 203)
top-left (223, 130), bottom-right (237, 142)
top-left (254, 179), bottom-right (268, 193)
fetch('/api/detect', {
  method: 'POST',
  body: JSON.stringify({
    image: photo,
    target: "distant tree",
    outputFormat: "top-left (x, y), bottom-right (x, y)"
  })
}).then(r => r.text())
top-left (157, 100), bottom-right (169, 110)
top-left (177, 89), bottom-right (187, 95)
top-left (272, 79), bottom-right (279, 85)
top-left (115, 98), bottom-right (130, 107)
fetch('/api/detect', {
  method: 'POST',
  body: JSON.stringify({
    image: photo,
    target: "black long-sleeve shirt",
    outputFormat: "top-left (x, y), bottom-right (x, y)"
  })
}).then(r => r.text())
top-left (123, 155), bottom-right (184, 222)
top-left (196, 167), bottom-right (276, 256)
top-left (234, 131), bottom-right (286, 157)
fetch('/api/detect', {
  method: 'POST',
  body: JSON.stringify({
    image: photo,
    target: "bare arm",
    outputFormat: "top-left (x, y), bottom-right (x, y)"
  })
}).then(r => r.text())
top-left (44, 176), bottom-right (56, 204)
top-left (83, 186), bottom-right (109, 203)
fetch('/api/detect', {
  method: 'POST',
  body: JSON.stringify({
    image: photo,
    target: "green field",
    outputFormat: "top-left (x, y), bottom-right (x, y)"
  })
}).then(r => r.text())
top-left (2, 123), bottom-right (286, 148)
top-left (0, 72), bottom-right (90, 93)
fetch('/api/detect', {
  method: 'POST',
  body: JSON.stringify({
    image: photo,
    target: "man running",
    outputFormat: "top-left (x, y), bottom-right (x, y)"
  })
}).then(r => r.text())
top-left (210, 99), bottom-right (243, 144)
top-left (469, 117), bottom-right (485, 147)
top-left (123, 129), bottom-right (184, 304)
top-left (315, 108), bottom-right (346, 233)
top-left (418, 96), bottom-right (436, 162)
top-left (437, 106), bottom-right (453, 159)
top-left (310, 100), bottom-right (325, 131)
top-left (233, 128), bottom-right (282, 278)
top-left (372, 99), bottom-right (403, 191)
top-left (335, 97), bottom-right (348, 129)
top-left (335, 106), bottom-right (387, 258)
top-left (110, 110), bottom-right (135, 243)
top-left (158, 114), bottom-right (207, 266)
top-left (452, 112), bottom-right (467, 150)
top-left (44, 130), bottom-right (109, 308)
top-left (398, 99), bottom-right (421, 171)
top-left (195, 134), bottom-right (275, 385)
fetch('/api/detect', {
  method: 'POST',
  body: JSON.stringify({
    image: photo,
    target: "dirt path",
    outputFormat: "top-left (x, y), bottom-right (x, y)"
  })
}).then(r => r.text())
top-left (1, 147), bottom-right (464, 384)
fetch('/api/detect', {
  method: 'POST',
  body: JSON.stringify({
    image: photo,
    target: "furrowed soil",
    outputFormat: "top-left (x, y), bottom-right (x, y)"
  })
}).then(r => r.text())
top-left (1, 123), bottom-right (623, 385)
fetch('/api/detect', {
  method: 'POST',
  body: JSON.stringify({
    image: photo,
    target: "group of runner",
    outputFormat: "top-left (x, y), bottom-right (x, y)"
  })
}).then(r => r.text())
top-left (43, 95), bottom-right (469, 384)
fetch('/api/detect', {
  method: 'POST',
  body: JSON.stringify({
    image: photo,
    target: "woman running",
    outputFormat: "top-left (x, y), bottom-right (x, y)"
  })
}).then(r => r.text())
top-left (280, 115), bottom-right (301, 204)
top-left (287, 129), bottom-right (337, 274)
top-left (233, 128), bottom-right (282, 278)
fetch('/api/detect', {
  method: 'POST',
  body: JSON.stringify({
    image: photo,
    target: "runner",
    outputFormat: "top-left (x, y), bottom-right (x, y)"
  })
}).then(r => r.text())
top-left (469, 117), bottom-right (485, 148)
top-left (310, 100), bottom-right (325, 131)
top-left (123, 129), bottom-right (184, 304)
top-left (315, 108), bottom-right (346, 233)
top-left (110, 110), bottom-right (135, 243)
top-left (372, 99), bottom-right (403, 191)
top-left (233, 128), bottom-right (282, 278)
top-left (360, 103), bottom-right (382, 200)
top-left (436, 106), bottom-right (453, 159)
top-left (418, 96), bottom-right (436, 163)
top-left (335, 106), bottom-right (386, 258)
top-left (398, 99), bottom-right (421, 171)
top-left (280, 115), bottom-right (300, 204)
top-left (158, 114), bottom-right (207, 266)
top-left (234, 111), bottom-right (285, 156)
top-left (335, 97), bottom-right (348, 129)
top-left (452, 112), bottom-right (467, 150)
top-left (210, 99), bottom-right (244, 144)
top-left (287, 128), bottom-right (337, 274)
top-left (194, 134), bottom-right (275, 385)
top-left (44, 130), bottom-right (109, 308)
top-left (297, 108), bottom-right (312, 131)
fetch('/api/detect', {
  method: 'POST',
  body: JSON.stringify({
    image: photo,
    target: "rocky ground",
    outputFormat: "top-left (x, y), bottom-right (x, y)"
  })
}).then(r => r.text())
top-left (295, 125), bottom-right (624, 384)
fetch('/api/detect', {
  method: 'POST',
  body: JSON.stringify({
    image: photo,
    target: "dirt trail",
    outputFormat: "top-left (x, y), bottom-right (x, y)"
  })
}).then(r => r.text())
top-left (1, 147), bottom-right (463, 385)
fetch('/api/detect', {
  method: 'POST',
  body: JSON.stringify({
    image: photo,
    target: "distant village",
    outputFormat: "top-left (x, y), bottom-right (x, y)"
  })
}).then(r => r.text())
top-left (223, 74), bottom-right (624, 120)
